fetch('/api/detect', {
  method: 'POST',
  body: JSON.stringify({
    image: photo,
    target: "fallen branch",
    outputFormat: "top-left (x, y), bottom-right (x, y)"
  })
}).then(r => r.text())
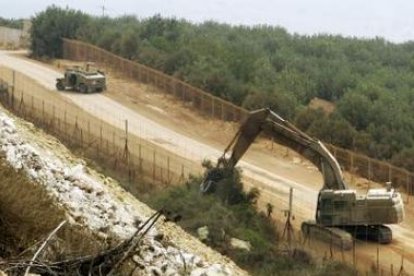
top-left (2, 209), bottom-right (166, 275)
top-left (24, 220), bottom-right (67, 276)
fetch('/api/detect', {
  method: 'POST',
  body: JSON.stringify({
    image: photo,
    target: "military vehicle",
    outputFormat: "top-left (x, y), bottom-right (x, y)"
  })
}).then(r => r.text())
top-left (56, 63), bottom-right (106, 93)
top-left (201, 108), bottom-right (404, 249)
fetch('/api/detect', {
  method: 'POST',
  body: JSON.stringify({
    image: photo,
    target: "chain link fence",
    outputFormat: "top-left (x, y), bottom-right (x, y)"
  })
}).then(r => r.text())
top-left (0, 26), bottom-right (25, 49)
top-left (0, 67), bottom-right (202, 191)
top-left (62, 38), bottom-right (414, 194)
top-left (0, 64), bottom-right (412, 274)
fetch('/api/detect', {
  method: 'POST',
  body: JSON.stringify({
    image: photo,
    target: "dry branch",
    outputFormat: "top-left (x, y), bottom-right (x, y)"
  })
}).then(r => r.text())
top-left (24, 220), bottom-right (67, 276)
top-left (1, 209), bottom-right (166, 276)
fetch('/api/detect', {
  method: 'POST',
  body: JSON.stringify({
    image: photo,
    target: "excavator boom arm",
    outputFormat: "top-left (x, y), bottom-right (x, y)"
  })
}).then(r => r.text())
top-left (213, 108), bottom-right (347, 191)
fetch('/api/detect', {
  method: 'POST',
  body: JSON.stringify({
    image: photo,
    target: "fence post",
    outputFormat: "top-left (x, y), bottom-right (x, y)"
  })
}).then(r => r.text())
top-left (87, 120), bottom-right (90, 144)
top-left (388, 164), bottom-right (392, 182)
top-left (139, 144), bottom-right (142, 173)
top-left (52, 105), bottom-right (55, 129)
top-left (42, 100), bottom-right (45, 124)
top-left (64, 110), bottom-right (67, 134)
top-left (212, 98), bottom-right (215, 118)
top-left (152, 149), bottom-right (156, 183)
top-left (406, 172), bottom-right (410, 204)
top-left (57, 114), bottom-right (60, 134)
top-left (350, 152), bottom-right (354, 172)
top-left (181, 164), bottom-right (185, 180)
top-left (368, 159), bottom-right (372, 181)
top-left (80, 128), bottom-right (83, 147)
top-left (124, 120), bottom-right (129, 161)
top-left (124, 119), bottom-right (131, 182)
top-left (99, 125), bottom-right (103, 157)
top-left (167, 156), bottom-right (170, 184)
top-left (10, 70), bottom-right (15, 109)
top-left (18, 91), bottom-right (24, 115)
top-left (112, 131), bottom-right (115, 155)
top-left (376, 245), bottom-right (380, 274)
top-left (352, 239), bottom-right (356, 269)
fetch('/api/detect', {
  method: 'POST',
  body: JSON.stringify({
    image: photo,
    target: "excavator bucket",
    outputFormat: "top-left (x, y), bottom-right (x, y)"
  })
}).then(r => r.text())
top-left (200, 167), bottom-right (225, 193)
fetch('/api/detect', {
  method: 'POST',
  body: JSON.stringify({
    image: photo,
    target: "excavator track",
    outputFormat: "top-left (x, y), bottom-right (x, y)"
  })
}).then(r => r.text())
top-left (340, 225), bottom-right (392, 244)
top-left (302, 222), bottom-right (392, 250)
top-left (301, 221), bottom-right (353, 250)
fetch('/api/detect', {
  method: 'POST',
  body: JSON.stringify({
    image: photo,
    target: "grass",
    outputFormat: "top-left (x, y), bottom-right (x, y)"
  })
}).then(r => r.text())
top-left (0, 154), bottom-right (107, 259)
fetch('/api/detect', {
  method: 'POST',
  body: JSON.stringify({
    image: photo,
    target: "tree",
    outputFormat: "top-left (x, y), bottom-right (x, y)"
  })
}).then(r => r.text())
top-left (392, 147), bottom-right (414, 172)
top-left (243, 89), bottom-right (297, 119)
top-left (120, 29), bottom-right (139, 59)
top-left (337, 92), bottom-right (371, 130)
top-left (31, 6), bottom-right (88, 58)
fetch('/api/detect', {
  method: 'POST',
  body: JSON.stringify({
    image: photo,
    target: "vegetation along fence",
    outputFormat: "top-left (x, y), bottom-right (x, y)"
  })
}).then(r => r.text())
top-left (62, 38), bottom-right (414, 193)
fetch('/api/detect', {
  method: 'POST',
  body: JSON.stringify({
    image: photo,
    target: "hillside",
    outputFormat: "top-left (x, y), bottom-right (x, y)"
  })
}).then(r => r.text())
top-left (0, 104), bottom-right (244, 275)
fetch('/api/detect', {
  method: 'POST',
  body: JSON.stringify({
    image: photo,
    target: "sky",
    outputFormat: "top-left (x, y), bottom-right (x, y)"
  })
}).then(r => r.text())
top-left (2, 0), bottom-right (414, 43)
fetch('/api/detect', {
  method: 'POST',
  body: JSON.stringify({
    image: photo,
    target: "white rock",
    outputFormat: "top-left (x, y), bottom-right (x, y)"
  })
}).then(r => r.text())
top-left (191, 264), bottom-right (232, 276)
top-left (0, 110), bottom-right (235, 275)
top-left (229, 238), bottom-right (251, 251)
top-left (197, 226), bottom-right (209, 241)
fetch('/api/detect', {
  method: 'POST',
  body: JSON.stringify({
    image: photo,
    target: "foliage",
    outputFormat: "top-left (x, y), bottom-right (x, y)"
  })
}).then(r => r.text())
top-left (30, 6), bottom-right (414, 171)
top-left (30, 6), bottom-right (89, 58)
top-left (146, 170), bottom-right (355, 275)
top-left (0, 17), bottom-right (23, 29)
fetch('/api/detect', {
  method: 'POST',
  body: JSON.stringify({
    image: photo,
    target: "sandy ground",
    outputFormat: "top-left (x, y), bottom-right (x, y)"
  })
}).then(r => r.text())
top-left (1, 50), bottom-right (414, 274)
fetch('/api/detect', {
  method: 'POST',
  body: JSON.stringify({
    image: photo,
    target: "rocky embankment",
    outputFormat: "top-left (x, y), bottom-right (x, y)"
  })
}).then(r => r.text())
top-left (0, 107), bottom-right (246, 275)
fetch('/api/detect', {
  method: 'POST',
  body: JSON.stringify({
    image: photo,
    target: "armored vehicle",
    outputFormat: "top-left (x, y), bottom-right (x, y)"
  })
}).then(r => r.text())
top-left (56, 63), bottom-right (106, 93)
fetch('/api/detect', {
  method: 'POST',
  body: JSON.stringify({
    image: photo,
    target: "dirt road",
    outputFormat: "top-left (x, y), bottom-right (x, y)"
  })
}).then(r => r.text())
top-left (1, 50), bottom-right (414, 274)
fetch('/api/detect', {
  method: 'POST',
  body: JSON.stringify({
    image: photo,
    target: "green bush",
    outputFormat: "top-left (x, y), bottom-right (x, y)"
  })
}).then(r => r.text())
top-left (146, 169), bottom-right (355, 275)
top-left (31, 6), bottom-right (89, 58)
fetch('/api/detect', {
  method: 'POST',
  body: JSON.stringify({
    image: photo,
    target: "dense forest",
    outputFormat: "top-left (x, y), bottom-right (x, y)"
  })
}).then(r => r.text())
top-left (29, 6), bottom-right (414, 171)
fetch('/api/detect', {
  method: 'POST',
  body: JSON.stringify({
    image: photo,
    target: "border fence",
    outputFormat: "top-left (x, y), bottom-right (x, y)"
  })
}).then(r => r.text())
top-left (0, 66), bottom-right (202, 191)
top-left (62, 38), bottom-right (414, 193)
top-left (0, 65), bottom-right (411, 274)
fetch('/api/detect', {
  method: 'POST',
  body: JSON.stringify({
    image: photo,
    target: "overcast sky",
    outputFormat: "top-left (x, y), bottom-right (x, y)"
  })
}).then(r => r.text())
top-left (2, 0), bottom-right (414, 43)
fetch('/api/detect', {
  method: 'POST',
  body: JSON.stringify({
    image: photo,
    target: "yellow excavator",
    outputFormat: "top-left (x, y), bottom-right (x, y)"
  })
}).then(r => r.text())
top-left (201, 108), bottom-right (404, 249)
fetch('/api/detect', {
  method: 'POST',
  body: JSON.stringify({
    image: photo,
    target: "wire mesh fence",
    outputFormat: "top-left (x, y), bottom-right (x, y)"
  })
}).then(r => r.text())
top-left (0, 26), bottom-right (23, 49)
top-left (62, 38), bottom-right (414, 194)
top-left (0, 65), bottom-right (412, 275)
top-left (0, 67), bottom-right (202, 191)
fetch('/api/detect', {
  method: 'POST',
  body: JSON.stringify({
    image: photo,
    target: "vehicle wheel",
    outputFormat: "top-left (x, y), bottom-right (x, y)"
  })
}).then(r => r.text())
top-left (56, 82), bottom-right (64, 91)
top-left (79, 84), bottom-right (87, 93)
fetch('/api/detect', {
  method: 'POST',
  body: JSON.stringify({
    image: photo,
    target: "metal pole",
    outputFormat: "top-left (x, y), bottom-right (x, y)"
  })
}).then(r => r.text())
top-left (153, 150), bottom-right (156, 183)
top-left (11, 70), bottom-right (15, 109)
top-left (167, 156), bottom-right (170, 184)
